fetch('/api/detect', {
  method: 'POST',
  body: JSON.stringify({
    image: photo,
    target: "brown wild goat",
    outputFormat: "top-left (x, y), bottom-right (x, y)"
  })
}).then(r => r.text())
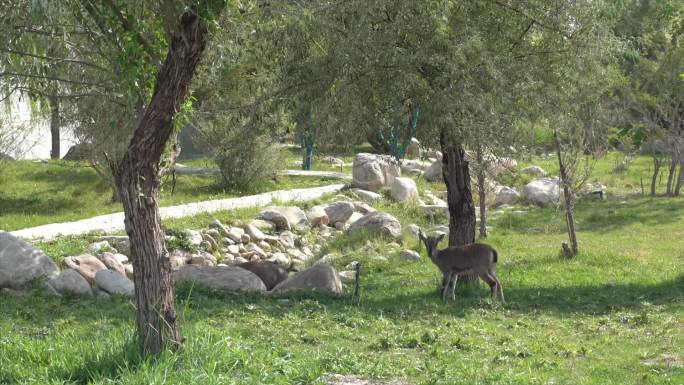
top-left (418, 230), bottom-right (504, 303)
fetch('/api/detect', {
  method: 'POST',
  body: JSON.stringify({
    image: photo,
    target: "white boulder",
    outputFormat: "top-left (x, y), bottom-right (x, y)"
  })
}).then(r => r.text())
top-left (352, 153), bottom-right (401, 192)
top-left (0, 232), bottom-right (59, 289)
top-left (390, 177), bottom-right (419, 203)
top-left (523, 177), bottom-right (561, 206)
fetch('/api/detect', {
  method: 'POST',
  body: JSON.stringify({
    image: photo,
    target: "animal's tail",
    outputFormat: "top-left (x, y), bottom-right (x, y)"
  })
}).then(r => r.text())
top-left (492, 248), bottom-right (498, 263)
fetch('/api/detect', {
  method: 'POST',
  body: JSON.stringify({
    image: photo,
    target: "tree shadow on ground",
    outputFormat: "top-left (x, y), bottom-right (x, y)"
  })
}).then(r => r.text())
top-left (49, 338), bottom-right (143, 385)
top-left (174, 273), bottom-right (684, 322)
top-left (0, 195), bottom-right (85, 218)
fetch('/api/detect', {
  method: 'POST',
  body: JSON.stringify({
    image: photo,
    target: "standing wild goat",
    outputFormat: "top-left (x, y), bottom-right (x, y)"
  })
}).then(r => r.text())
top-left (419, 230), bottom-right (504, 303)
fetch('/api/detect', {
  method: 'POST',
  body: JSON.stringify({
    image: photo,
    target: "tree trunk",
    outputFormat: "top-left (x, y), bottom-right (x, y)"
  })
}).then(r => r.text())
top-left (300, 115), bottom-right (314, 171)
top-left (114, 10), bottom-right (209, 355)
top-left (49, 96), bottom-right (60, 160)
top-left (666, 156), bottom-right (677, 196)
top-left (651, 156), bottom-right (662, 196)
top-left (475, 141), bottom-right (487, 239)
top-left (440, 127), bottom-right (477, 284)
top-left (675, 161), bottom-right (683, 196)
top-left (554, 130), bottom-right (578, 257)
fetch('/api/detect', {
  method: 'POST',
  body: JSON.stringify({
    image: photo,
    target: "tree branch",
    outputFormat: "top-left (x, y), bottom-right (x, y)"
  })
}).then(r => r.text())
top-left (0, 71), bottom-right (110, 88)
top-left (102, 0), bottom-right (162, 65)
top-left (0, 48), bottom-right (106, 71)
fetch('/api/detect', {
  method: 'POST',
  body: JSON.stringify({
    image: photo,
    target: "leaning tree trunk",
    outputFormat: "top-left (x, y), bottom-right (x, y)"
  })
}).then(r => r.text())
top-left (440, 127), bottom-right (477, 284)
top-left (114, 10), bottom-right (209, 355)
top-left (48, 96), bottom-right (60, 160)
top-left (554, 130), bottom-right (578, 257)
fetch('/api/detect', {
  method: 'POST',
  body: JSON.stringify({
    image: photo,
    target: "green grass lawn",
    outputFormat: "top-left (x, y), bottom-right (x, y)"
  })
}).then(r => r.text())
top-left (2, 188), bottom-right (683, 384)
top-left (0, 160), bottom-right (340, 231)
top-left (1, 149), bottom-right (682, 384)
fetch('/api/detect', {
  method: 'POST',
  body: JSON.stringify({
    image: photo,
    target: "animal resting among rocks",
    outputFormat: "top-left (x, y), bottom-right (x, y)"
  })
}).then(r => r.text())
top-left (418, 230), bottom-right (505, 303)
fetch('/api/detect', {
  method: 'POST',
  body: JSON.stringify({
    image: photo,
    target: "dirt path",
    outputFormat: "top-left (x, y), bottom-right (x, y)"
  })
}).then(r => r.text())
top-left (9, 184), bottom-right (345, 241)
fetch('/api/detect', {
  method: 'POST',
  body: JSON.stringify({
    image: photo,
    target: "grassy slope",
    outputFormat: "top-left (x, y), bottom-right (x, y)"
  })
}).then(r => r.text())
top-left (0, 160), bottom-right (339, 231)
top-left (1, 152), bottom-right (683, 384)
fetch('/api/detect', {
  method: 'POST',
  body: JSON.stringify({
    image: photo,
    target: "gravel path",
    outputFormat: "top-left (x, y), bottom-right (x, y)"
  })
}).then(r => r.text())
top-left (9, 184), bottom-right (345, 241)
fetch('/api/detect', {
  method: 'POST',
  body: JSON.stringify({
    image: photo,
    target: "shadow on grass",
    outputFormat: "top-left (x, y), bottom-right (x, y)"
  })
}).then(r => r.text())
top-left (174, 273), bottom-right (684, 321)
top-left (51, 338), bottom-right (143, 385)
top-left (0, 195), bottom-right (84, 217)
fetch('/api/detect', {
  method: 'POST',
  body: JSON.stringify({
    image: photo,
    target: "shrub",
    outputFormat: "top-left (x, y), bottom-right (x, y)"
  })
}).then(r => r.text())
top-left (211, 129), bottom-right (283, 189)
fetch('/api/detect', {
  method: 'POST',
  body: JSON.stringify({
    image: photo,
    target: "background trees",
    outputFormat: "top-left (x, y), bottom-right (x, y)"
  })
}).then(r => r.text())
top-left (614, 0), bottom-right (684, 196)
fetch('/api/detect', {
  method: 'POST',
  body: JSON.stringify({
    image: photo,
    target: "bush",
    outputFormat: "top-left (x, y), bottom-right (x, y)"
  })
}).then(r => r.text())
top-left (212, 130), bottom-right (283, 189)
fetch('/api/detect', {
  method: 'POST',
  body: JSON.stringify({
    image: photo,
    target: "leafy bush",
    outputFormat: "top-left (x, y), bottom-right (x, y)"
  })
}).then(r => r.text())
top-left (210, 129), bottom-right (283, 189)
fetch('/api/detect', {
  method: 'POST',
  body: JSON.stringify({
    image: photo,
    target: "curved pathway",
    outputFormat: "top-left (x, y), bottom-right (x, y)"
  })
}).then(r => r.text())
top-left (9, 184), bottom-right (345, 241)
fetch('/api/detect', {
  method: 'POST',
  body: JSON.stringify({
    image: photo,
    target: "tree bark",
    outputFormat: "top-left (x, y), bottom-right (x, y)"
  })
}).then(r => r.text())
top-left (48, 96), bottom-right (60, 159)
top-left (475, 141), bottom-right (487, 239)
top-left (554, 130), bottom-right (578, 257)
top-left (440, 126), bottom-right (477, 284)
top-left (675, 161), bottom-right (683, 196)
top-left (651, 156), bottom-right (662, 196)
top-left (666, 155), bottom-right (677, 196)
top-left (114, 10), bottom-right (209, 355)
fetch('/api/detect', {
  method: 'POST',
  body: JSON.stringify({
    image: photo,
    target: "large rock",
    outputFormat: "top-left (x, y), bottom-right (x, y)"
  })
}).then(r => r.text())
top-left (98, 236), bottom-right (131, 256)
top-left (0, 232), bottom-right (59, 289)
top-left (99, 252), bottom-right (126, 275)
top-left (400, 159), bottom-right (429, 174)
top-left (63, 255), bottom-right (107, 284)
top-left (400, 250), bottom-right (421, 261)
top-left (352, 153), bottom-right (401, 192)
top-left (351, 188), bottom-right (383, 203)
top-left (173, 265), bottom-right (266, 292)
top-left (273, 264), bottom-right (343, 294)
top-left (390, 177), bottom-right (419, 203)
top-left (260, 206), bottom-right (309, 231)
top-left (169, 249), bottom-right (192, 269)
top-left (345, 212), bottom-right (364, 227)
top-left (226, 227), bottom-right (245, 243)
top-left (183, 229), bottom-right (204, 247)
top-left (424, 160), bottom-right (442, 182)
top-left (95, 270), bottom-right (134, 296)
top-left (190, 251), bottom-right (217, 266)
top-left (238, 261), bottom-right (288, 290)
top-left (47, 269), bottom-right (92, 296)
top-left (523, 177), bottom-right (561, 206)
top-left (324, 202), bottom-right (355, 224)
top-left (494, 186), bottom-right (520, 206)
top-left (348, 212), bottom-right (402, 240)
top-left (306, 205), bottom-right (330, 226)
top-left (244, 224), bottom-right (266, 242)
top-left (521, 165), bottom-right (546, 176)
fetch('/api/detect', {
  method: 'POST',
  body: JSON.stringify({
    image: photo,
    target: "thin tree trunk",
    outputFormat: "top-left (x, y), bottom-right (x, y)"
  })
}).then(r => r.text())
top-left (675, 161), bottom-right (683, 196)
top-left (475, 141), bottom-right (487, 238)
top-left (666, 156), bottom-right (677, 196)
top-left (114, 10), bottom-right (209, 355)
top-left (651, 156), bottom-right (662, 196)
top-left (554, 129), bottom-right (578, 257)
top-left (440, 126), bottom-right (477, 284)
top-left (49, 96), bottom-right (60, 159)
